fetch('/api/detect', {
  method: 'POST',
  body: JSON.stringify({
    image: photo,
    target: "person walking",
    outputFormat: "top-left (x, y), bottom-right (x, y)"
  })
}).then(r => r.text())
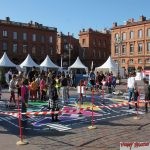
top-left (21, 79), bottom-right (29, 133)
top-left (9, 74), bottom-right (17, 105)
top-left (143, 78), bottom-right (150, 113)
top-left (61, 74), bottom-right (69, 104)
top-left (127, 72), bottom-right (135, 109)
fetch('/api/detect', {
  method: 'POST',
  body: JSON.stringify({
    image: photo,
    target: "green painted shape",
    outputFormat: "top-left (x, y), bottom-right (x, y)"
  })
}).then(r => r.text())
top-left (28, 101), bottom-right (48, 106)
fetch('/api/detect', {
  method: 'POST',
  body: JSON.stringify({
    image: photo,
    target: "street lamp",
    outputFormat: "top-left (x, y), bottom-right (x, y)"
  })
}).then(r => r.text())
top-left (115, 36), bottom-right (122, 79)
top-left (68, 43), bottom-right (73, 67)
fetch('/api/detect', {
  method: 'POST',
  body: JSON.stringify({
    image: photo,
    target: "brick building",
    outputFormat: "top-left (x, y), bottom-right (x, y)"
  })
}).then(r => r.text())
top-left (111, 15), bottom-right (150, 73)
top-left (0, 17), bottom-right (57, 64)
top-left (79, 28), bottom-right (111, 70)
top-left (57, 32), bottom-right (79, 67)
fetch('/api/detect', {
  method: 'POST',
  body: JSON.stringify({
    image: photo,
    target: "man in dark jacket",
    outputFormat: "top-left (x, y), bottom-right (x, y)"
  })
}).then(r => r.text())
top-left (143, 78), bottom-right (150, 113)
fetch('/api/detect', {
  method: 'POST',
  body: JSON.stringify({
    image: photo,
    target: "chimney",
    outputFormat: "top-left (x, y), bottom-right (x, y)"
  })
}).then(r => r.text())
top-left (139, 15), bottom-right (146, 21)
top-left (128, 18), bottom-right (134, 23)
top-left (113, 22), bottom-right (117, 27)
top-left (6, 17), bottom-right (10, 22)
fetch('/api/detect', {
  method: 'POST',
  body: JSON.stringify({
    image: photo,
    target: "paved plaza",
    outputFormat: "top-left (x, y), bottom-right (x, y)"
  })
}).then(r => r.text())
top-left (0, 83), bottom-right (150, 150)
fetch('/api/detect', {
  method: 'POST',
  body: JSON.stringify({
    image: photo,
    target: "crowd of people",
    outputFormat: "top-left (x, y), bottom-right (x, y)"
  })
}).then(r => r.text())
top-left (127, 72), bottom-right (150, 112)
top-left (3, 67), bottom-right (150, 122)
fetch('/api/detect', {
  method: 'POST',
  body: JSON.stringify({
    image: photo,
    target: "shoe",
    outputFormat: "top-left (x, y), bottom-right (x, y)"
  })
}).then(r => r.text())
top-left (54, 119), bottom-right (60, 122)
top-left (129, 107), bottom-right (132, 109)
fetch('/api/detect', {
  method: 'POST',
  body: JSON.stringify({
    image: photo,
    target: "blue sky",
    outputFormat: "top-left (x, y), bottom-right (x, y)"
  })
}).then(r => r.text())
top-left (0, 0), bottom-right (150, 37)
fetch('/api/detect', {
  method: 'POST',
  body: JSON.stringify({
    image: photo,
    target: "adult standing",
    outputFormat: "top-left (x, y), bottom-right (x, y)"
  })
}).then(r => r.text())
top-left (9, 74), bottom-right (17, 105)
top-left (143, 78), bottom-right (150, 113)
top-left (27, 66), bottom-right (38, 83)
top-left (21, 79), bottom-right (29, 133)
top-left (61, 74), bottom-right (69, 104)
top-left (127, 72), bottom-right (135, 109)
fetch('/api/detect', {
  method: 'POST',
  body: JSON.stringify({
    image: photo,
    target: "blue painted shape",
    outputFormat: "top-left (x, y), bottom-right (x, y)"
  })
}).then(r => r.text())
top-left (32, 115), bottom-right (79, 127)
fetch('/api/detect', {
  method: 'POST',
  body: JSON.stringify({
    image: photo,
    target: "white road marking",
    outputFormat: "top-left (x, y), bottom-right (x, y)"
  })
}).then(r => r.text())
top-left (46, 123), bottom-right (72, 131)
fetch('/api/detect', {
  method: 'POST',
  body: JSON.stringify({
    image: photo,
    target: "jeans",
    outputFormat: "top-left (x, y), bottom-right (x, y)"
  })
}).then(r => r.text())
top-left (128, 88), bottom-right (134, 108)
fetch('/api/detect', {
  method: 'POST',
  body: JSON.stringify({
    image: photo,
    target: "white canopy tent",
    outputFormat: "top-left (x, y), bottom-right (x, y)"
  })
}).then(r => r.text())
top-left (40, 55), bottom-right (60, 69)
top-left (0, 52), bottom-right (16, 67)
top-left (20, 54), bottom-right (39, 68)
top-left (95, 56), bottom-right (124, 78)
top-left (68, 57), bottom-right (88, 71)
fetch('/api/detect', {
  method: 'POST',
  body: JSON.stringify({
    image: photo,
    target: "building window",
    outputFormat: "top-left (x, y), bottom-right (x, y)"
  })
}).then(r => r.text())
top-left (138, 29), bottom-right (142, 38)
top-left (13, 32), bottom-right (17, 40)
top-left (122, 45), bottom-right (126, 54)
top-left (99, 40), bottom-right (101, 46)
top-left (146, 58), bottom-right (150, 64)
top-left (49, 36), bottom-right (53, 43)
top-left (83, 48), bottom-right (85, 58)
top-left (104, 40), bottom-right (106, 47)
top-left (93, 40), bottom-right (96, 46)
top-left (13, 44), bottom-right (17, 53)
top-left (138, 59), bottom-right (142, 64)
top-left (147, 28), bottom-right (150, 37)
top-left (41, 36), bottom-right (45, 43)
top-left (147, 42), bottom-right (150, 52)
top-left (93, 50), bottom-right (96, 57)
top-left (82, 39), bottom-right (86, 45)
top-left (50, 47), bottom-right (53, 55)
top-left (98, 51), bottom-right (101, 57)
top-left (115, 33), bottom-right (119, 41)
top-left (32, 34), bottom-right (36, 42)
top-left (104, 52), bottom-right (106, 57)
top-left (3, 30), bottom-right (8, 37)
top-left (129, 59), bottom-right (134, 64)
top-left (138, 43), bottom-right (142, 53)
top-left (23, 45), bottom-right (27, 53)
top-left (122, 32), bottom-right (126, 41)
top-left (122, 59), bottom-right (125, 64)
top-left (130, 31), bottom-right (134, 39)
top-left (115, 45), bottom-right (119, 54)
top-left (23, 33), bottom-right (27, 41)
top-left (130, 44), bottom-right (134, 54)
top-left (2, 42), bottom-right (7, 51)
top-left (32, 46), bottom-right (36, 54)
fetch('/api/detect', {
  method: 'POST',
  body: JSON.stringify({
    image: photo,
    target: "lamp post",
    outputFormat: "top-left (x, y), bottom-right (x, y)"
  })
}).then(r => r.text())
top-left (61, 54), bottom-right (63, 72)
top-left (115, 36), bottom-right (122, 79)
top-left (68, 43), bottom-right (73, 67)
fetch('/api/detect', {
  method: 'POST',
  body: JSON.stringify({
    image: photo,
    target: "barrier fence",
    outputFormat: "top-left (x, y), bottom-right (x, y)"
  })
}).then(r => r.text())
top-left (0, 99), bottom-right (148, 117)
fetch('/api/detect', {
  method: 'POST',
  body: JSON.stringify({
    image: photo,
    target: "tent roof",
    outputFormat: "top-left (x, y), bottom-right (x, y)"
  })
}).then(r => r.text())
top-left (68, 57), bottom-right (88, 69)
top-left (40, 55), bottom-right (60, 68)
top-left (96, 56), bottom-right (118, 69)
top-left (20, 54), bottom-right (39, 68)
top-left (0, 52), bottom-right (16, 67)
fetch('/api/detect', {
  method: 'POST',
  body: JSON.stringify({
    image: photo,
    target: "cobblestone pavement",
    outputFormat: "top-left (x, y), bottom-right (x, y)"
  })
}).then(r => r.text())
top-left (0, 82), bottom-right (150, 150)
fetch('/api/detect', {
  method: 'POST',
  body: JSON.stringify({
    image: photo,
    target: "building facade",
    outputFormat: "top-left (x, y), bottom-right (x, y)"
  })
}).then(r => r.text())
top-left (79, 28), bottom-right (111, 70)
top-left (111, 16), bottom-right (150, 73)
top-left (57, 32), bottom-right (79, 67)
top-left (0, 17), bottom-right (57, 64)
